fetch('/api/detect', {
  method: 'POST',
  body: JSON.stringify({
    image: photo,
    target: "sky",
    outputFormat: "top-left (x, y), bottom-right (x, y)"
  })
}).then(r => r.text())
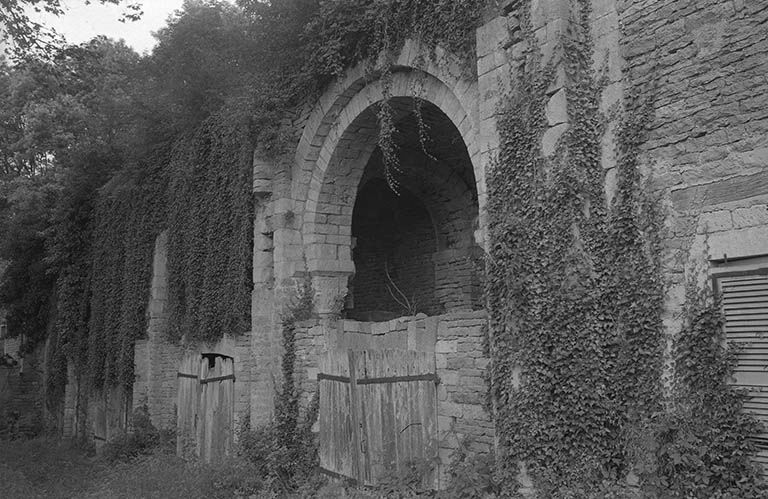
top-left (30, 0), bottom-right (189, 55)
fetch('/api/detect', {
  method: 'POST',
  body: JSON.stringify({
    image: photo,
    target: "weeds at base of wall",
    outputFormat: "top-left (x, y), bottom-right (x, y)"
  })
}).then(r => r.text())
top-left (101, 405), bottom-right (175, 463)
top-left (0, 409), bottom-right (44, 440)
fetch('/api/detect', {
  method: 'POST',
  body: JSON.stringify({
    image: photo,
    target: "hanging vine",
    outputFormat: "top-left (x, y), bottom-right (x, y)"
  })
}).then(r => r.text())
top-left (165, 102), bottom-right (254, 345)
top-left (86, 166), bottom-right (166, 389)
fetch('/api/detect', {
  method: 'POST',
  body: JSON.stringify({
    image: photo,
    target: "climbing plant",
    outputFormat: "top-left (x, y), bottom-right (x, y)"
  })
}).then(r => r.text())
top-left (86, 165), bottom-right (166, 389)
top-left (633, 285), bottom-right (767, 497)
top-left (486, 0), bottom-right (665, 493)
top-left (165, 102), bottom-right (254, 345)
top-left (16, 0), bottom-right (483, 406)
top-left (487, 0), bottom-right (766, 496)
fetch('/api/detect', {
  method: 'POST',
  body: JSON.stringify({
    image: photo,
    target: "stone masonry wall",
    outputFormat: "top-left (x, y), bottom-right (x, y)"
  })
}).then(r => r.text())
top-left (132, 231), bottom-right (256, 434)
top-left (433, 247), bottom-right (484, 312)
top-left (618, 0), bottom-right (768, 332)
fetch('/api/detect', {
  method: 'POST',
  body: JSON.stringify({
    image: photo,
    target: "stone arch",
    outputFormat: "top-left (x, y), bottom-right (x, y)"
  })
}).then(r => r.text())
top-left (295, 42), bottom-right (483, 314)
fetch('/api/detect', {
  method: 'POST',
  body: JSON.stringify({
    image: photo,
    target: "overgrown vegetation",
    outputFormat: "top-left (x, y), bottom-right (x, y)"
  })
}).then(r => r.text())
top-left (628, 285), bottom-right (767, 498)
top-left (101, 405), bottom-right (175, 463)
top-left (0, 0), bottom-right (482, 415)
top-left (486, 0), bottom-right (765, 496)
top-left (1, 0), bottom-right (765, 496)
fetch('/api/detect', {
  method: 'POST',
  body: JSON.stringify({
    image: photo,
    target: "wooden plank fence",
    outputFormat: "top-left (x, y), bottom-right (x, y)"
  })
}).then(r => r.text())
top-left (319, 349), bottom-right (438, 486)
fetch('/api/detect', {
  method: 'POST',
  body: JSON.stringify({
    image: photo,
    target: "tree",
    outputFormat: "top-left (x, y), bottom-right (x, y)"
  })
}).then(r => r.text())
top-left (0, 0), bottom-right (143, 59)
top-left (0, 37), bottom-right (142, 353)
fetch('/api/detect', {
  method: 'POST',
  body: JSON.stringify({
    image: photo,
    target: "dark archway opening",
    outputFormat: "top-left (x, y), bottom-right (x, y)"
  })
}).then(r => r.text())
top-left (345, 99), bottom-right (482, 321)
top-left (348, 179), bottom-right (437, 321)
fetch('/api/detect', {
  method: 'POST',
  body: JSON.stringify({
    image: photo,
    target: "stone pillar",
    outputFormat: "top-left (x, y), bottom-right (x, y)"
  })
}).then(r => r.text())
top-left (132, 230), bottom-right (181, 430)
top-left (476, 4), bottom-right (513, 250)
top-left (250, 155), bottom-right (279, 427)
top-left (590, 0), bottom-right (624, 206)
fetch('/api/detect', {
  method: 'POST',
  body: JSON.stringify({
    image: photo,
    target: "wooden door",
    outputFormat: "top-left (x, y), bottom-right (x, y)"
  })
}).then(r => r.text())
top-left (318, 349), bottom-right (438, 486)
top-left (176, 353), bottom-right (234, 462)
top-left (197, 355), bottom-right (235, 463)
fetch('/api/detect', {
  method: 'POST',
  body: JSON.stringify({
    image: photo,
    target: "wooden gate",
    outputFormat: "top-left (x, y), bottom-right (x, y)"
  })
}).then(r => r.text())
top-left (319, 349), bottom-right (438, 486)
top-left (176, 354), bottom-right (235, 462)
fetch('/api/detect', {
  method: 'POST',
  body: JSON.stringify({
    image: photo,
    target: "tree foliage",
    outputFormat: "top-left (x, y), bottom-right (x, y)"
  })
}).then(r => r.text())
top-left (0, 0), bottom-right (142, 60)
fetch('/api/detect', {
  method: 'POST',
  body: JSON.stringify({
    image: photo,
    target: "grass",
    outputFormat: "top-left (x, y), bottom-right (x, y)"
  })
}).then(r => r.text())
top-left (0, 437), bottom-right (438, 499)
top-left (0, 438), bottom-right (101, 499)
top-left (0, 438), bottom-right (265, 499)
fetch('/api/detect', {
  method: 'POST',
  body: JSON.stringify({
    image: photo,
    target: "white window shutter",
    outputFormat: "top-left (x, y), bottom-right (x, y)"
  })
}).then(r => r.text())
top-left (719, 273), bottom-right (768, 475)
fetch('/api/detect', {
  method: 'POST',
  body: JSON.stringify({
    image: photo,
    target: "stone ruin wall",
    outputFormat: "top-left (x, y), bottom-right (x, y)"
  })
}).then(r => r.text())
top-left (131, 232), bottom-right (255, 434)
top-left (116, 0), bottom-right (768, 464)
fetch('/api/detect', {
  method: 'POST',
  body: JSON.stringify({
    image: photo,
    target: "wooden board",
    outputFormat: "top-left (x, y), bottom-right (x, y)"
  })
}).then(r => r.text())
top-left (176, 354), bottom-right (199, 458)
top-left (318, 349), bottom-right (357, 480)
top-left (176, 354), bottom-right (234, 462)
top-left (198, 356), bottom-right (235, 463)
top-left (319, 348), bottom-right (438, 486)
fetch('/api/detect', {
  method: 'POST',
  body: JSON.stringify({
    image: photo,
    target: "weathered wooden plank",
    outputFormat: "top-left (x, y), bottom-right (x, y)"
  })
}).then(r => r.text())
top-left (319, 354), bottom-right (330, 472)
top-left (377, 351), bottom-right (393, 477)
top-left (218, 357), bottom-right (234, 461)
top-left (176, 354), bottom-right (199, 458)
top-left (420, 350), bottom-right (439, 489)
top-left (348, 350), bottom-right (363, 483)
top-left (195, 358), bottom-right (206, 459)
top-left (319, 348), bottom-right (440, 487)
top-left (353, 351), bottom-right (372, 485)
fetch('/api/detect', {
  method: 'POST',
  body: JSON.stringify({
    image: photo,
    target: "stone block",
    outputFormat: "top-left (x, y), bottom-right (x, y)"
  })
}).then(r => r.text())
top-left (447, 356), bottom-right (475, 369)
top-left (546, 88), bottom-right (568, 126)
top-left (441, 371), bottom-right (459, 386)
top-left (452, 392), bottom-right (484, 405)
top-left (697, 210), bottom-right (733, 233)
top-left (708, 226), bottom-right (768, 261)
top-left (438, 385), bottom-right (448, 401)
top-left (407, 317), bottom-right (437, 352)
top-left (463, 404), bottom-right (489, 421)
top-left (732, 205), bottom-right (768, 228)
top-left (439, 401), bottom-right (464, 418)
top-left (475, 358), bottom-right (490, 370)
top-left (542, 123), bottom-right (569, 156)
top-left (435, 339), bottom-right (458, 354)
top-left (436, 354), bottom-right (448, 369)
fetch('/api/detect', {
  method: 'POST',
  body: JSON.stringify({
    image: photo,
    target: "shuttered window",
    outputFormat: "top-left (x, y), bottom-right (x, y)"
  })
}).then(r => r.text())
top-left (715, 267), bottom-right (768, 476)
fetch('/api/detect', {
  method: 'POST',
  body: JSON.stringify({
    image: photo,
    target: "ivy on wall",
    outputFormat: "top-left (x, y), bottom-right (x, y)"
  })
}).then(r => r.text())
top-left (636, 285), bottom-right (767, 497)
top-left (86, 167), bottom-right (166, 389)
top-left (166, 105), bottom-right (254, 345)
top-left (487, 0), bottom-right (765, 495)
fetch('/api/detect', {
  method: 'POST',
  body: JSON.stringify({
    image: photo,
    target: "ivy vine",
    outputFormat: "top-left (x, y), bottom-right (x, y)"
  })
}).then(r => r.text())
top-left (487, 0), bottom-right (664, 493)
top-left (488, 1), bottom-right (766, 496)
top-left (165, 103), bottom-right (254, 345)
